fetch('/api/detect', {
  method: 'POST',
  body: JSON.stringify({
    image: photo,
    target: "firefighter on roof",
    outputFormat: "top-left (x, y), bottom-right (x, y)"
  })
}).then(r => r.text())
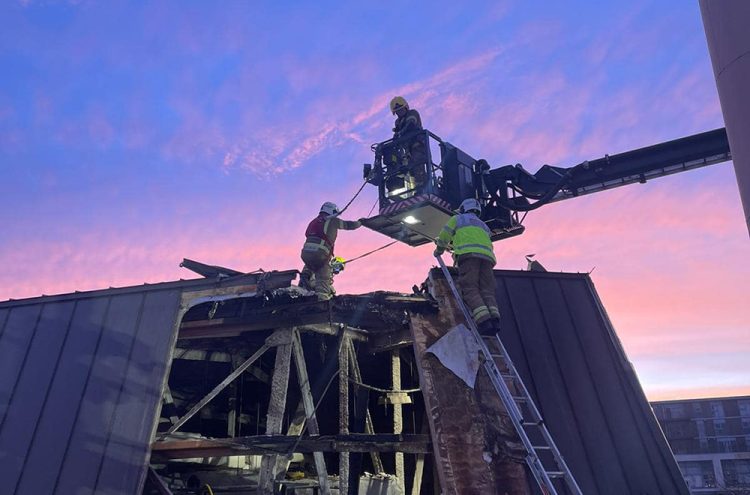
top-left (434, 198), bottom-right (501, 335)
top-left (300, 202), bottom-right (362, 301)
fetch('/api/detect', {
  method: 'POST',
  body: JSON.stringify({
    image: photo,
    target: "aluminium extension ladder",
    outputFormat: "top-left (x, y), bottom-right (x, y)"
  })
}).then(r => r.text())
top-left (435, 255), bottom-right (583, 495)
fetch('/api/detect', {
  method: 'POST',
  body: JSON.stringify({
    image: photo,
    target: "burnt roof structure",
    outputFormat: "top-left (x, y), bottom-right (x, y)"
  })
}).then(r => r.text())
top-left (0, 267), bottom-right (688, 494)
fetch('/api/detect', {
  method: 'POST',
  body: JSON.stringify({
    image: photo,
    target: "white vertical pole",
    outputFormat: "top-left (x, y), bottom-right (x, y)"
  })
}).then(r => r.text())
top-left (700, 0), bottom-right (750, 236)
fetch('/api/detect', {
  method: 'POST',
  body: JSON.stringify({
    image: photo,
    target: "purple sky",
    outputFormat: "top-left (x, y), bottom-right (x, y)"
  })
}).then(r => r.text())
top-left (1, 0), bottom-right (748, 400)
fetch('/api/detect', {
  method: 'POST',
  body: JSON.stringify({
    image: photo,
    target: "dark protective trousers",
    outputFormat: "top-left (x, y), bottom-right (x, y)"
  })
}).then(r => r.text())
top-left (300, 248), bottom-right (333, 300)
top-left (457, 255), bottom-right (500, 325)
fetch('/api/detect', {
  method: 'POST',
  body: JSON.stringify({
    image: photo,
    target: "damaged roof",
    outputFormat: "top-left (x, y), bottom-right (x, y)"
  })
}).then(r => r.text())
top-left (0, 270), bottom-right (295, 495)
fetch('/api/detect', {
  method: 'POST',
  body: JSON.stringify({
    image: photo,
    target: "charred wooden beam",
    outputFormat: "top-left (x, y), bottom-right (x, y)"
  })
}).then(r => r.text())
top-left (178, 293), bottom-right (436, 340)
top-left (150, 434), bottom-right (432, 460)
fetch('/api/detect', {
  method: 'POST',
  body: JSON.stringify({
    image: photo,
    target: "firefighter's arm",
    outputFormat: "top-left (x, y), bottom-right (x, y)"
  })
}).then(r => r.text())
top-left (399, 111), bottom-right (421, 136)
top-left (434, 216), bottom-right (456, 256)
top-left (336, 217), bottom-right (362, 230)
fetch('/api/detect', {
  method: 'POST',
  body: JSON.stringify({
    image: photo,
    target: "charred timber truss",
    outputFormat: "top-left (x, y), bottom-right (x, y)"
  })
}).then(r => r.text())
top-left (151, 290), bottom-right (438, 494)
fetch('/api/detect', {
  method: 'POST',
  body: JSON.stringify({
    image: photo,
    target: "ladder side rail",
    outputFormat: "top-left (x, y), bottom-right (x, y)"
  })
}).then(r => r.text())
top-left (435, 256), bottom-right (524, 421)
top-left (489, 334), bottom-right (544, 421)
top-left (489, 333), bottom-right (584, 494)
top-left (488, 325), bottom-right (584, 495)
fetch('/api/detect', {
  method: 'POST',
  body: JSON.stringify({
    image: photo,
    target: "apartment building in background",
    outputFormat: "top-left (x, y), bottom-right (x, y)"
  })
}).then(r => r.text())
top-left (652, 396), bottom-right (750, 494)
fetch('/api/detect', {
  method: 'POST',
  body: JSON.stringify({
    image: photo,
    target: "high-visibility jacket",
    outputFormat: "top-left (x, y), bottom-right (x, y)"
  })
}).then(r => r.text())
top-left (436, 212), bottom-right (496, 264)
top-left (303, 214), bottom-right (361, 257)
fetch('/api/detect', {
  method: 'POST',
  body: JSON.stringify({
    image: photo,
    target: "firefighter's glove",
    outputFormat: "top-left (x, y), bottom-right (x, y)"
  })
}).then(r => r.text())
top-left (433, 247), bottom-right (444, 258)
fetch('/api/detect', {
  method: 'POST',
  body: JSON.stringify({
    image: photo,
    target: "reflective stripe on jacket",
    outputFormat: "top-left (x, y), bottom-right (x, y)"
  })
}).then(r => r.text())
top-left (436, 212), bottom-right (496, 264)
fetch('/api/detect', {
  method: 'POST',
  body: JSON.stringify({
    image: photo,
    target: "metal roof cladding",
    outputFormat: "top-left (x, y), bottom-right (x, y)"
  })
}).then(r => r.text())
top-left (495, 270), bottom-right (688, 494)
top-left (0, 271), bottom-right (295, 495)
top-left (412, 269), bottom-right (689, 494)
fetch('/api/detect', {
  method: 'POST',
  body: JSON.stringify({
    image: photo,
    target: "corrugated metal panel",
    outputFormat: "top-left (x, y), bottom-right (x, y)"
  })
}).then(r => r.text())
top-left (0, 287), bottom-right (182, 495)
top-left (494, 270), bottom-right (688, 494)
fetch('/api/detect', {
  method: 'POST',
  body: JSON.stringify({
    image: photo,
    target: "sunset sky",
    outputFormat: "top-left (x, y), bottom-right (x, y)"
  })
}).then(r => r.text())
top-left (1, 1), bottom-right (747, 401)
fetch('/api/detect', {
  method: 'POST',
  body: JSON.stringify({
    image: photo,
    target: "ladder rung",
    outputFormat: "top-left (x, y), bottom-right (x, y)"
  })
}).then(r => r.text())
top-left (546, 471), bottom-right (565, 478)
top-left (532, 445), bottom-right (551, 450)
top-left (512, 396), bottom-right (528, 402)
top-left (500, 373), bottom-right (515, 379)
top-left (522, 420), bottom-right (543, 426)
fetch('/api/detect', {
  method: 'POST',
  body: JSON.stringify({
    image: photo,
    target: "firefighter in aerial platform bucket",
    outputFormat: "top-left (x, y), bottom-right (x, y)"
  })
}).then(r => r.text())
top-left (388, 96), bottom-right (428, 191)
top-left (434, 198), bottom-right (501, 335)
top-left (299, 202), bottom-right (362, 301)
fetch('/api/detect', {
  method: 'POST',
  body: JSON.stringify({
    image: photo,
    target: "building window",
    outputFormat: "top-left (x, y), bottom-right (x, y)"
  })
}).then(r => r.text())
top-left (714, 419), bottom-right (726, 434)
top-left (667, 423), bottom-right (685, 438)
top-left (739, 400), bottom-right (750, 418)
top-left (722, 459), bottom-right (750, 488)
top-left (742, 418), bottom-right (750, 432)
top-left (696, 420), bottom-right (706, 438)
top-left (662, 404), bottom-right (687, 420)
top-left (718, 437), bottom-right (737, 453)
top-left (671, 439), bottom-right (694, 455)
top-left (711, 401), bottom-right (725, 418)
top-left (693, 402), bottom-right (703, 416)
top-left (679, 461), bottom-right (716, 488)
top-left (698, 437), bottom-right (708, 451)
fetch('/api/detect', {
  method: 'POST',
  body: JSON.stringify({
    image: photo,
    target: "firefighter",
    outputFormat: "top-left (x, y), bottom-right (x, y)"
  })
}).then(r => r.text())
top-left (389, 96), bottom-right (427, 188)
top-left (300, 202), bottom-right (362, 301)
top-left (390, 96), bottom-right (423, 138)
top-left (434, 198), bottom-right (501, 335)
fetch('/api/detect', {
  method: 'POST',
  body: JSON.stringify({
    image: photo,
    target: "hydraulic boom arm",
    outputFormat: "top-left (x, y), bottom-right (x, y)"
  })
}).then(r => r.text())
top-left (483, 128), bottom-right (731, 213)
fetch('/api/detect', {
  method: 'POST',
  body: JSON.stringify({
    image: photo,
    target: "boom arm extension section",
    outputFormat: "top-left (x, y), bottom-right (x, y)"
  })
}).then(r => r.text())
top-left (482, 128), bottom-right (731, 214)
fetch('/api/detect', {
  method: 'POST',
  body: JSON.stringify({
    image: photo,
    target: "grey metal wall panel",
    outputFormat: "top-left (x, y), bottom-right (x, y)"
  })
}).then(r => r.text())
top-left (0, 304), bottom-right (43, 424)
top-left (501, 277), bottom-right (597, 491)
top-left (95, 289), bottom-right (181, 495)
top-left (575, 282), bottom-right (687, 493)
top-left (53, 292), bottom-right (147, 495)
top-left (0, 308), bottom-right (10, 337)
top-left (0, 287), bottom-right (182, 495)
top-left (0, 300), bottom-right (77, 491)
top-left (531, 277), bottom-right (629, 493)
top-left (15, 297), bottom-right (110, 495)
top-left (498, 276), bottom-right (615, 494)
top-left (494, 271), bottom-right (689, 495)
top-left (561, 279), bottom-right (666, 492)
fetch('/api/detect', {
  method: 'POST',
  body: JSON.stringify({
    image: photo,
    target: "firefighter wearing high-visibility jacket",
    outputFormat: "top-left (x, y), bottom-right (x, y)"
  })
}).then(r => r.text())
top-left (300, 202), bottom-right (362, 301)
top-left (434, 198), bottom-right (501, 335)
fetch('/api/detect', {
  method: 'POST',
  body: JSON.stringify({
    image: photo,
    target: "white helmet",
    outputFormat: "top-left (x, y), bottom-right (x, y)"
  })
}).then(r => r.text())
top-left (320, 202), bottom-right (339, 216)
top-left (459, 198), bottom-right (482, 215)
